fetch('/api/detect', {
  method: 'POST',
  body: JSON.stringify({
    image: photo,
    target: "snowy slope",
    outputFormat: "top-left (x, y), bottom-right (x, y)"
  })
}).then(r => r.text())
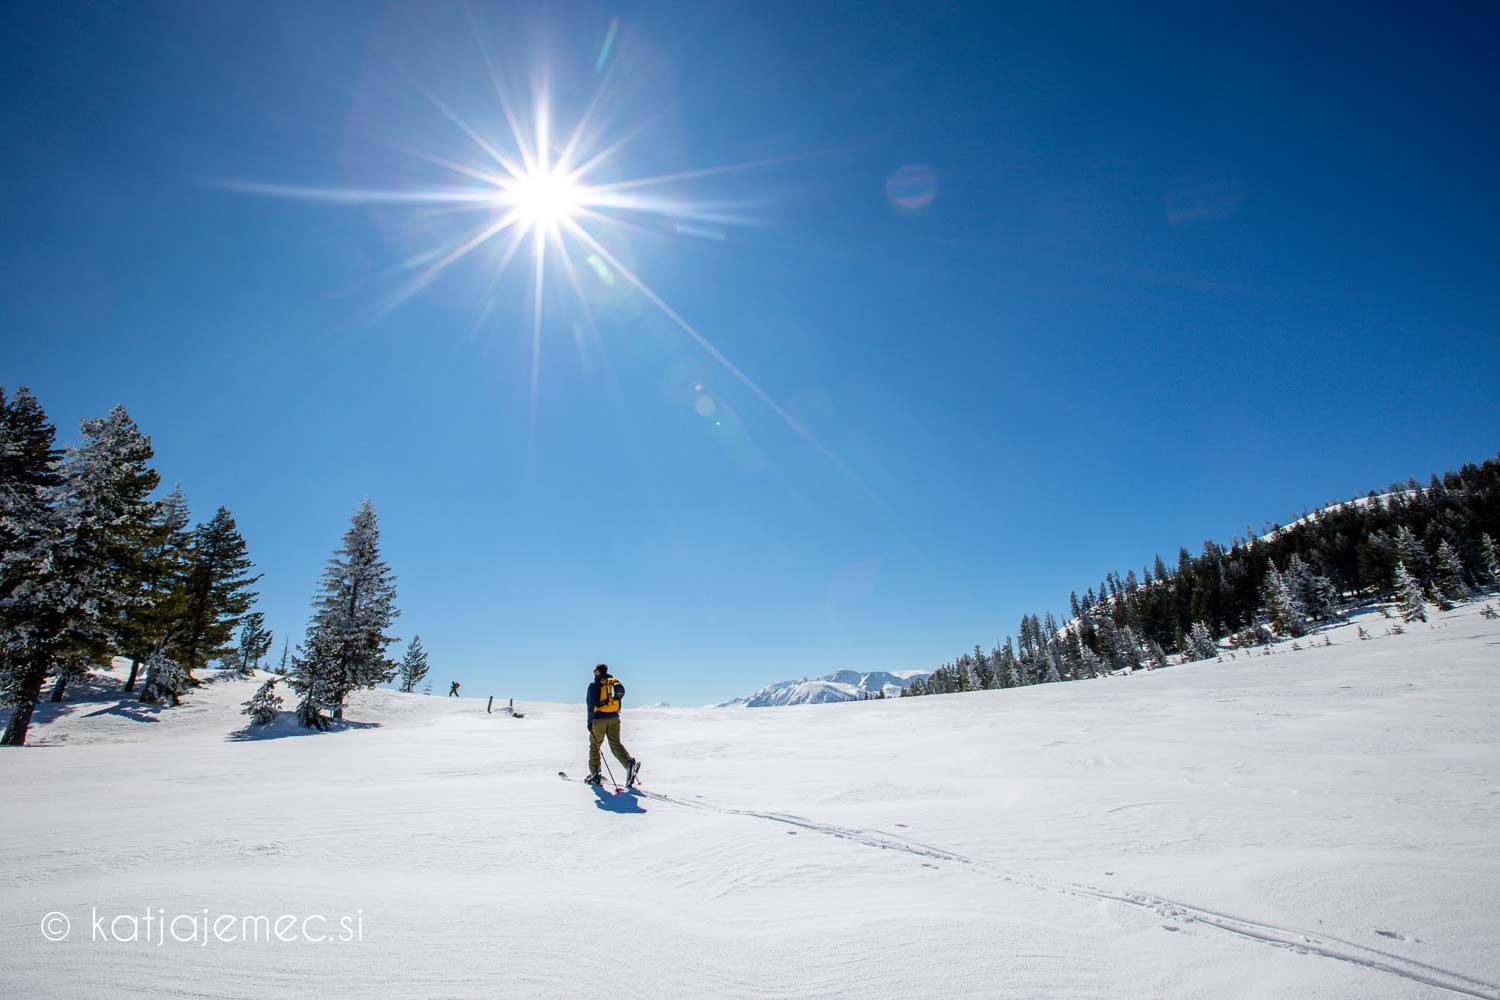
top-left (721, 668), bottom-right (929, 706)
top-left (3, 601), bottom-right (1500, 999)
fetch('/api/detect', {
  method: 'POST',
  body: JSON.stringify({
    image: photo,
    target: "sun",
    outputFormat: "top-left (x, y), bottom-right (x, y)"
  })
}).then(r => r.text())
top-left (220, 24), bottom-right (865, 494)
top-left (504, 169), bottom-right (585, 228)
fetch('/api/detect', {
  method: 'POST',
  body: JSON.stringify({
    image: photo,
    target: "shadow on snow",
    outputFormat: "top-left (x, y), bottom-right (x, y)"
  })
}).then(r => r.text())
top-left (227, 712), bottom-right (382, 742)
top-left (592, 785), bottom-right (647, 815)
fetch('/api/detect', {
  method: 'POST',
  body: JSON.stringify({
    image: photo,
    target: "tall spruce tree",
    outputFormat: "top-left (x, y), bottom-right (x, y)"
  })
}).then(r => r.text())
top-left (46, 406), bottom-right (161, 703)
top-left (289, 499), bottom-right (400, 728)
top-left (142, 507), bottom-right (259, 705)
top-left (119, 485), bottom-right (192, 692)
top-left (398, 634), bottom-right (430, 693)
top-left (0, 389), bottom-right (65, 746)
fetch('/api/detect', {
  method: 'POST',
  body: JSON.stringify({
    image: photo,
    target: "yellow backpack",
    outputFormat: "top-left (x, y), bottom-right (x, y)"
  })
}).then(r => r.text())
top-left (596, 676), bottom-right (622, 714)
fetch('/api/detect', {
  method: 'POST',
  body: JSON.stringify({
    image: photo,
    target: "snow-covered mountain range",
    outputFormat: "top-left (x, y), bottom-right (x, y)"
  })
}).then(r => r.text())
top-left (719, 668), bottom-right (930, 707)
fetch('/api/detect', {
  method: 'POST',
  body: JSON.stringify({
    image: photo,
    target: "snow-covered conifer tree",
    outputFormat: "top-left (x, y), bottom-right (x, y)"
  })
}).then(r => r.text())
top-left (1433, 541), bottom-right (1470, 605)
top-left (1078, 646), bottom-right (1103, 678)
top-left (1262, 564), bottom-right (1308, 637)
top-left (3, 400), bottom-right (163, 736)
top-left (1189, 621), bottom-right (1218, 661)
top-left (1478, 534), bottom-right (1500, 590)
top-left (398, 635), bottom-right (430, 693)
top-left (1286, 553), bottom-right (1339, 622)
top-left (0, 389), bottom-right (65, 746)
top-left (1091, 613), bottom-right (1124, 671)
top-left (1393, 526), bottom-right (1429, 584)
top-left (1119, 624), bottom-right (1145, 670)
top-left (137, 645), bottom-right (191, 707)
top-left (243, 676), bottom-right (283, 725)
top-left (1393, 561), bottom-right (1428, 623)
top-left (288, 499), bottom-right (400, 727)
top-left (236, 611), bottom-right (273, 674)
top-left (49, 406), bottom-right (161, 702)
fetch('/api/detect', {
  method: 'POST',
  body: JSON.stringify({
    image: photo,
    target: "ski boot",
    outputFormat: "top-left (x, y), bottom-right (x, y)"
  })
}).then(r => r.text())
top-left (626, 758), bottom-right (641, 788)
top-left (583, 772), bottom-right (604, 785)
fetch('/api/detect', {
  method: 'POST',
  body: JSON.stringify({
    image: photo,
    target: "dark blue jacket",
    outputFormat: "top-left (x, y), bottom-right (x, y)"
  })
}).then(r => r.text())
top-left (586, 677), bottom-right (625, 726)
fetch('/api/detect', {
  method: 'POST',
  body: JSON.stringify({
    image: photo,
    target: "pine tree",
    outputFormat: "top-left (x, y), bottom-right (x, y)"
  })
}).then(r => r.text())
top-left (1476, 536), bottom-right (1500, 590)
top-left (1286, 553), bottom-right (1339, 622)
top-left (278, 637), bottom-right (290, 675)
top-left (143, 507), bottom-right (259, 704)
top-left (291, 632), bottom-right (338, 730)
top-left (1262, 564), bottom-right (1307, 637)
top-left (243, 676), bottom-right (283, 725)
top-left (1189, 621), bottom-right (1218, 661)
top-left (1119, 624), bottom-right (1145, 670)
top-left (0, 389), bottom-right (65, 745)
top-left (1091, 613), bottom-right (1124, 671)
top-left (48, 406), bottom-right (161, 702)
top-left (1078, 646), bottom-right (1103, 678)
top-left (1040, 649), bottom-right (1062, 683)
top-left (1393, 561), bottom-right (1427, 623)
top-left (137, 644), bottom-right (191, 708)
top-left (237, 611), bottom-right (274, 674)
top-left (1393, 526), bottom-right (1428, 584)
top-left (3, 399), bottom-right (165, 738)
top-left (288, 499), bottom-right (401, 727)
top-left (398, 634), bottom-right (430, 693)
top-left (1432, 540), bottom-right (1470, 605)
top-left (120, 485), bottom-right (193, 692)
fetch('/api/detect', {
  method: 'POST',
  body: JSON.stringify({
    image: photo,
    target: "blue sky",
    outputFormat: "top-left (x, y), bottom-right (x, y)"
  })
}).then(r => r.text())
top-left (3, 2), bottom-right (1497, 707)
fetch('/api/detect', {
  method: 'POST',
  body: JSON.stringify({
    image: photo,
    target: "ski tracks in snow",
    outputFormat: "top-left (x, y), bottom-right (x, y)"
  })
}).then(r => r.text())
top-left (635, 787), bottom-right (1500, 1000)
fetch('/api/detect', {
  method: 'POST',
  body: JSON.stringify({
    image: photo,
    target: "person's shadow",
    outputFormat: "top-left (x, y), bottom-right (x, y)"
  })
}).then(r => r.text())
top-left (592, 784), bottom-right (647, 814)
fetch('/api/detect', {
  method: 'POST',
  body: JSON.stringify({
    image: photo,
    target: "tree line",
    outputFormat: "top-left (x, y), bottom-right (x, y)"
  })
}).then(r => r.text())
top-left (903, 454), bottom-right (1500, 698)
top-left (0, 386), bottom-right (432, 746)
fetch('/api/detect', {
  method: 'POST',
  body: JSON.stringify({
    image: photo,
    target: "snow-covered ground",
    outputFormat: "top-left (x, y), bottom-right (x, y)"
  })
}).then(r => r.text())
top-left (3, 601), bottom-right (1498, 999)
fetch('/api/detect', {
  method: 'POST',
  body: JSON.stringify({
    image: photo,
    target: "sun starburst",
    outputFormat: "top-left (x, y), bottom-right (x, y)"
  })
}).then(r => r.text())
top-left (219, 15), bottom-right (867, 494)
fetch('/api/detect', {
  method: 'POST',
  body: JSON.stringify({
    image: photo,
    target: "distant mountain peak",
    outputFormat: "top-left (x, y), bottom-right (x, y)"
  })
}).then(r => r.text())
top-left (719, 669), bottom-right (930, 708)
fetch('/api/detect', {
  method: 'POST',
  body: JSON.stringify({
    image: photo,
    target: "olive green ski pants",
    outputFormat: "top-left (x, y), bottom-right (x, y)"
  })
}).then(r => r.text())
top-left (589, 716), bottom-right (631, 774)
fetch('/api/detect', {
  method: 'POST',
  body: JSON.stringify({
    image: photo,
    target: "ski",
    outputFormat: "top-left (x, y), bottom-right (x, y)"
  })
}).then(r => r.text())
top-left (558, 770), bottom-right (623, 793)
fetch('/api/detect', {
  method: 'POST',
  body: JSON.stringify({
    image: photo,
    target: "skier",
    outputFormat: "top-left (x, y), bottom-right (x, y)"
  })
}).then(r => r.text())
top-left (448, 680), bottom-right (460, 698)
top-left (585, 663), bottom-right (639, 787)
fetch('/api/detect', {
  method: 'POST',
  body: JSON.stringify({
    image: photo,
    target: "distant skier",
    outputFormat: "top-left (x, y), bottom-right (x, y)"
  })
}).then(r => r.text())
top-left (448, 680), bottom-right (460, 698)
top-left (585, 663), bottom-right (639, 786)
